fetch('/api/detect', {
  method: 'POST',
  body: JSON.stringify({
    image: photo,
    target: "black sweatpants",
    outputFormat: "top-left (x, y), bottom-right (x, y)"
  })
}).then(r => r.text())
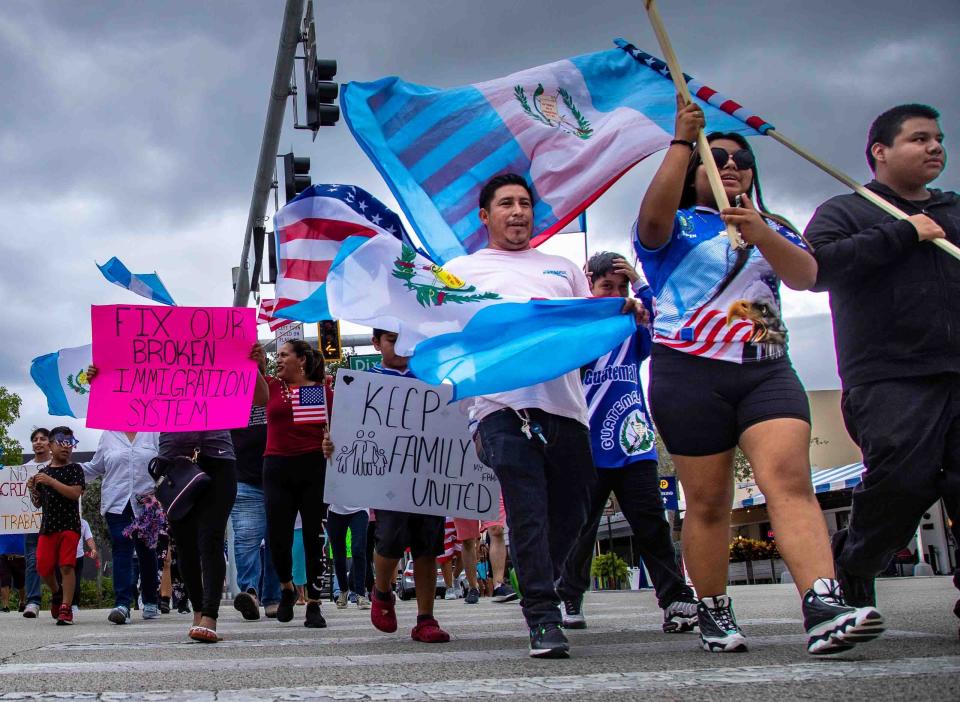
top-left (167, 456), bottom-right (237, 620)
top-left (476, 408), bottom-right (596, 627)
top-left (557, 460), bottom-right (692, 608)
top-left (839, 373), bottom-right (960, 583)
top-left (263, 451), bottom-right (328, 600)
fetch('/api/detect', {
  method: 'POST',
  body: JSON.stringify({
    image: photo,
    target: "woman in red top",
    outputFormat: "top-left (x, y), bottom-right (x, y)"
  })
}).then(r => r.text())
top-left (252, 340), bottom-right (329, 629)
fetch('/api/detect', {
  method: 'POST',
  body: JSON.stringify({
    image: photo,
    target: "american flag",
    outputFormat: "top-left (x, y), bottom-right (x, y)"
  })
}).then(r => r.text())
top-left (291, 385), bottom-right (327, 424)
top-left (257, 298), bottom-right (289, 332)
top-left (271, 184), bottom-right (410, 319)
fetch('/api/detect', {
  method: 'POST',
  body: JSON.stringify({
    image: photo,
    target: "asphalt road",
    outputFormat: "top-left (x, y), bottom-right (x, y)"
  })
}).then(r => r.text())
top-left (0, 577), bottom-right (956, 700)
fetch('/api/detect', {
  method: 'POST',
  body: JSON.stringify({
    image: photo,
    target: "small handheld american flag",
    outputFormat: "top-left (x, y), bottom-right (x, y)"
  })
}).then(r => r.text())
top-left (291, 385), bottom-right (327, 424)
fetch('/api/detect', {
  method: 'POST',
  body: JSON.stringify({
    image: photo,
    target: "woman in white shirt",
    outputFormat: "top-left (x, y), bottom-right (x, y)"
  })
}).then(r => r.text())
top-left (82, 431), bottom-right (160, 624)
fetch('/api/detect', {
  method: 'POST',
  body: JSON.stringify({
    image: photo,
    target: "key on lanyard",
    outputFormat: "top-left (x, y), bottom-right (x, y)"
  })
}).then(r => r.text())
top-left (519, 413), bottom-right (547, 444)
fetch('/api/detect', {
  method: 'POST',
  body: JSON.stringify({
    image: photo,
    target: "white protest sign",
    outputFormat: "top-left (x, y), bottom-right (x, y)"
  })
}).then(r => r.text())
top-left (325, 369), bottom-right (500, 520)
top-left (0, 463), bottom-right (42, 534)
top-left (275, 322), bottom-right (304, 346)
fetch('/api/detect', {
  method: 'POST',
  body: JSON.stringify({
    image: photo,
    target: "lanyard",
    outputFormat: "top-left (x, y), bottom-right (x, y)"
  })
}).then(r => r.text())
top-left (514, 409), bottom-right (546, 444)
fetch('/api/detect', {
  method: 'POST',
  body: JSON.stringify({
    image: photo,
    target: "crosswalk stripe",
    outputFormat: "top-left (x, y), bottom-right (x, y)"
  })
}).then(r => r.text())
top-left (2, 631), bottom-right (940, 675)
top-left (0, 655), bottom-right (956, 699)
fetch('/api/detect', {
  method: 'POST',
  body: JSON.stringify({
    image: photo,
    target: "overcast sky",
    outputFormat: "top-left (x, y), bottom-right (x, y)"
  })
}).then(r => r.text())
top-left (1, 0), bottom-right (957, 450)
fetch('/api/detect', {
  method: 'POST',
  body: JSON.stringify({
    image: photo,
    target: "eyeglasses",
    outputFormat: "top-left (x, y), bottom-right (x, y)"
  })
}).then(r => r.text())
top-left (52, 434), bottom-right (78, 447)
top-left (710, 147), bottom-right (755, 171)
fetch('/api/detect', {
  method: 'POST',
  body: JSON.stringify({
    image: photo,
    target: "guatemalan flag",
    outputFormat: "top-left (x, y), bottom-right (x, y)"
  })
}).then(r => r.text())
top-left (97, 257), bottom-right (176, 306)
top-left (271, 184), bottom-right (408, 321)
top-left (342, 39), bottom-right (773, 264)
top-left (283, 233), bottom-right (636, 400)
top-left (29, 344), bottom-right (93, 418)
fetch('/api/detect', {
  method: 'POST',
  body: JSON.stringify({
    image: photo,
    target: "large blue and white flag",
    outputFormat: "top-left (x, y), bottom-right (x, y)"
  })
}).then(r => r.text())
top-left (342, 38), bottom-right (773, 264)
top-left (29, 344), bottom-right (93, 418)
top-left (97, 257), bottom-right (176, 306)
top-left (282, 234), bottom-right (635, 400)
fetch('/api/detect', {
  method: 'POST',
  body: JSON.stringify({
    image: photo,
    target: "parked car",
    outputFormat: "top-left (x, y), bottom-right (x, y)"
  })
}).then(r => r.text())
top-left (396, 560), bottom-right (448, 600)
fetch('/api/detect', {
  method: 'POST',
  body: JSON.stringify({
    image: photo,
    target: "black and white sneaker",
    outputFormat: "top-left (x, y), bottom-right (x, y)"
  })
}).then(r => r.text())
top-left (662, 596), bottom-right (698, 633)
top-left (492, 583), bottom-right (519, 603)
top-left (560, 596), bottom-right (586, 629)
top-left (697, 595), bottom-right (747, 652)
top-left (803, 578), bottom-right (884, 655)
top-left (529, 623), bottom-right (570, 658)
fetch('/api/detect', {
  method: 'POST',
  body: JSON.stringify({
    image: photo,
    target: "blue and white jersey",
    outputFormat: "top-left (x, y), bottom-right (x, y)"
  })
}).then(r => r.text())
top-left (633, 206), bottom-right (807, 364)
top-left (583, 330), bottom-right (657, 469)
top-left (367, 363), bottom-right (414, 378)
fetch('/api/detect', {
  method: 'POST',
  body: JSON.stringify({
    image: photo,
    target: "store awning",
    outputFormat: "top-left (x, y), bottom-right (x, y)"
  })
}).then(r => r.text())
top-left (737, 462), bottom-right (865, 508)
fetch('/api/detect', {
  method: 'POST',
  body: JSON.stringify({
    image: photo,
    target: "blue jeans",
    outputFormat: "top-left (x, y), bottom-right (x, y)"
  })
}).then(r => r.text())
top-left (24, 533), bottom-right (41, 605)
top-left (230, 482), bottom-right (281, 605)
top-left (476, 408), bottom-right (596, 627)
top-left (327, 510), bottom-right (369, 597)
top-left (105, 505), bottom-right (159, 608)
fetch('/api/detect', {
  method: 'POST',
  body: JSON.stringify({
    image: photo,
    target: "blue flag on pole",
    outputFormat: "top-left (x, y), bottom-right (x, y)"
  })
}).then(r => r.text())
top-left (29, 344), bottom-right (92, 418)
top-left (97, 257), bottom-right (176, 305)
top-left (341, 39), bottom-right (772, 264)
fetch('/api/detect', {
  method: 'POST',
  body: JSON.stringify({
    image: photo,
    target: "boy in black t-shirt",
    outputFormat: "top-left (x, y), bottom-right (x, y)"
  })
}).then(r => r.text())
top-left (27, 426), bottom-right (85, 625)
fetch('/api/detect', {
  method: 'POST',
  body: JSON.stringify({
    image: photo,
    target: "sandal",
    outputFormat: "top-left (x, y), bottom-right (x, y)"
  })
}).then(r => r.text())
top-left (188, 625), bottom-right (222, 643)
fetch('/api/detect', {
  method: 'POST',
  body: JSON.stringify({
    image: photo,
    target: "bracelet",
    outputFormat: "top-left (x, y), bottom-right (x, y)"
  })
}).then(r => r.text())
top-left (669, 139), bottom-right (695, 149)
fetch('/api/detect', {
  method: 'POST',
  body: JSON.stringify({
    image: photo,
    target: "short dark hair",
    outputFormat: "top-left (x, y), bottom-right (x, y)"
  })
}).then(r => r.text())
top-left (866, 104), bottom-right (940, 171)
top-left (30, 428), bottom-right (50, 442)
top-left (478, 173), bottom-right (533, 211)
top-left (372, 328), bottom-right (392, 340)
top-left (587, 251), bottom-right (627, 281)
top-left (49, 426), bottom-right (73, 438)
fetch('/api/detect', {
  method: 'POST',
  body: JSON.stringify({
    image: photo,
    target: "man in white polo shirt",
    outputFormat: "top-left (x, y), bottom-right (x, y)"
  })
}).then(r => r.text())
top-left (444, 173), bottom-right (644, 658)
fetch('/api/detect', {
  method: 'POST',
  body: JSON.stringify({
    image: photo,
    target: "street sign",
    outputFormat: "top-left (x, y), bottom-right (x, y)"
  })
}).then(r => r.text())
top-left (348, 353), bottom-right (382, 371)
top-left (659, 475), bottom-right (679, 511)
top-left (276, 321), bottom-right (304, 346)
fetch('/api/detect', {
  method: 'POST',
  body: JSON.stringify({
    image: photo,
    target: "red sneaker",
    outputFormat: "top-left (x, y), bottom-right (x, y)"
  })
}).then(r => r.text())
top-left (56, 604), bottom-right (73, 626)
top-left (370, 592), bottom-right (397, 633)
top-left (50, 590), bottom-right (63, 619)
top-left (411, 617), bottom-right (450, 643)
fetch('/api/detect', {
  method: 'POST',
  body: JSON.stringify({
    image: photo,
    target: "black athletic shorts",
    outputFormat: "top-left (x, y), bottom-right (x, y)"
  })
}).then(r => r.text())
top-left (0, 554), bottom-right (25, 589)
top-left (374, 510), bottom-right (445, 560)
top-left (649, 344), bottom-right (811, 457)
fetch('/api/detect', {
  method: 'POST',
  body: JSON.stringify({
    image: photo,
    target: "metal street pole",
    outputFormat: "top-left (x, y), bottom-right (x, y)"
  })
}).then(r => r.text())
top-left (232, 0), bottom-right (306, 308)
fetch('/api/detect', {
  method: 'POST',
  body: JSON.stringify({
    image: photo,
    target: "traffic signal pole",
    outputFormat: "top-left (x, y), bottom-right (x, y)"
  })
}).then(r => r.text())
top-left (232, 0), bottom-right (306, 308)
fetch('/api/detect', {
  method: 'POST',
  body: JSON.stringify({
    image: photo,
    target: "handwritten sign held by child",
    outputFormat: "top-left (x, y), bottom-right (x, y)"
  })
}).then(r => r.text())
top-left (325, 370), bottom-right (500, 520)
top-left (87, 305), bottom-right (257, 432)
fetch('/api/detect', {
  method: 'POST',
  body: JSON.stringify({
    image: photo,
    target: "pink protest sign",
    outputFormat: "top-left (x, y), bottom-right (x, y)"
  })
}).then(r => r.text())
top-left (87, 305), bottom-right (257, 432)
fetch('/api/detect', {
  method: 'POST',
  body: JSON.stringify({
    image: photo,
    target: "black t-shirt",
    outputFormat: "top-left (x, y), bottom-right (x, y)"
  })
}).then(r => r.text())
top-left (37, 463), bottom-right (85, 535)
top-left (230, 425), bottom-right (268, 486)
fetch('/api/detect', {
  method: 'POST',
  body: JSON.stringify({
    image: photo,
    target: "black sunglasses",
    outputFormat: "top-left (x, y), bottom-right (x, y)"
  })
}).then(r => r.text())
top-left (710, 147), bottom-right (755, 171)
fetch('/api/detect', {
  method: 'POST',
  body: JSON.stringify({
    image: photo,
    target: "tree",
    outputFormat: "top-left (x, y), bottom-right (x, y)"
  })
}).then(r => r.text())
top-left (733, 448), bottom-right (753, 483)
top-left (654, 433), bottom-right (674, 476)
top-left (0, 386), bottom-right (23, 467)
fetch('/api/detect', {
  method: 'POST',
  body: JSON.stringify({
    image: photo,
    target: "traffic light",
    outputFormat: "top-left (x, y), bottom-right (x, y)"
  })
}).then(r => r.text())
top-left (302, 3), bottom-right (339, 131)
top-left (318, 319), bottom-right (342, 362)
top-left (282, 152), bottom-right (311, 203)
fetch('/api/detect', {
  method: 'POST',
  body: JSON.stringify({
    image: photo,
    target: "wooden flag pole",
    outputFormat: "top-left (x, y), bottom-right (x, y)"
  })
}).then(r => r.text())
top-left (645, 0), bottom-right (960, 263)
top-left (644, 0), bottom-right (743, 248)
top-left (765, 130), bottom-right (960, 262)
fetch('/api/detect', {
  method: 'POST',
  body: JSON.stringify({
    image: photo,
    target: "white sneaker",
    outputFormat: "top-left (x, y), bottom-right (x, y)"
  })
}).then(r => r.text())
top-left (71, 605), bottom-right (80, 617)
top-left (355, 595), bottom-right (371, 610)
top-left (23, 603), bottom-right (40, 618)
top-left (444, 587), bottom-right (458, 600)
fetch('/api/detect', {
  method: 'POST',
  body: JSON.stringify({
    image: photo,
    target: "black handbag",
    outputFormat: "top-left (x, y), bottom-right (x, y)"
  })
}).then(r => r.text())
top-left (148, 450), bottom-right (211, 522)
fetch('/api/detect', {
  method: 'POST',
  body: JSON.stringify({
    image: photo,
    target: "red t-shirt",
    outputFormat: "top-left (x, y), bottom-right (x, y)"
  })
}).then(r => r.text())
top-left (264, 376), bottom-right (328, 457)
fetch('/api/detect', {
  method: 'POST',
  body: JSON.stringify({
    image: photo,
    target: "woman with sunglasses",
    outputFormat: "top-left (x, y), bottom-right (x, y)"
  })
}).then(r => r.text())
top-left (633, 97), bottom-right (884, 656)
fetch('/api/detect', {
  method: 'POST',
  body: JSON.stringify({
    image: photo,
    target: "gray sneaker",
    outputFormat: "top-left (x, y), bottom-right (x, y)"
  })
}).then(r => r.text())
top-left (108, 605), bottom-right (131, 625)
top-left (335, 592), bottom-right (349, 609)
top-left (355, 595), bottom-right (371, 610)
top-left (142, 603), bottom-right (160, 620)
top-left (464, 588), bottom-right (480, 605)
top-left (22, 602), bottom-right (40, 619)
